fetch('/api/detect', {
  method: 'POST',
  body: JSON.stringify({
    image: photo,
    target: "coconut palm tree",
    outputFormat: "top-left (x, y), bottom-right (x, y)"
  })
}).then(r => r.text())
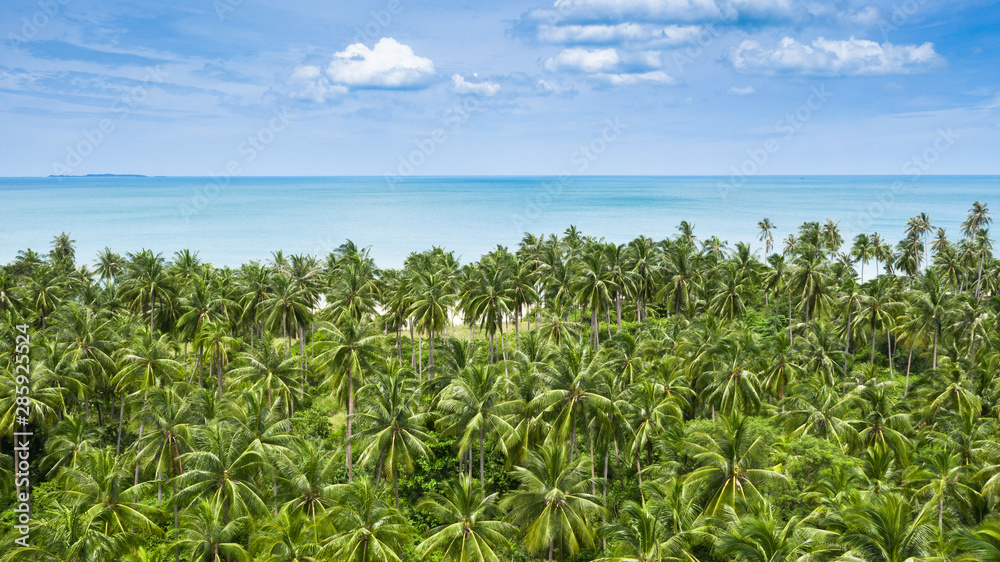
top-left (170, 498), bottom-right (251, 562)
top-left (838, 492), bottom-right (934, 562)
top-left (503, 442), bottom-right (603, 561)
top-left (174, 423), bottom-right (268, 525)
top-left (416, 474), bottom-right (514, 562)
top-left (684, 413), bottom-right (789, 516)
top-left (437, 363), bottom-right (512, 488)
top-left (320, 478), bottom-right (413, 562)
top-left (757, 218), bottom-right (775, 258)
top-left (312, 318), bottom-right (381, 482)
top-left (354, 361), bottom-right (432, 507)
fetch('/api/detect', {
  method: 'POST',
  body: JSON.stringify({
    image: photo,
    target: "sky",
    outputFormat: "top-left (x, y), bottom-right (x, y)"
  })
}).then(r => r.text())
top-left (1, 0), bottom-right (999, 177)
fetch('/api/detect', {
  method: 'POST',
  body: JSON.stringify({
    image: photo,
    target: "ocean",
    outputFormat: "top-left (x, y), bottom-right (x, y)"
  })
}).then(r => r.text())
top-left (3, 176), bottom-right (998, 269)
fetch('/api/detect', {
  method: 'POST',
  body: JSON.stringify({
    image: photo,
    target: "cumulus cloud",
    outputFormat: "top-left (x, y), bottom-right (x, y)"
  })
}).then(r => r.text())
top-left (289, 65), bottom-right (347, 102)
top-left (600, 70), bottom-right (674, 84)
top-left (543, 47), bottom-right (674, 85)
top-left (544, 47), bottom-right (622, 73)
top-left (452, 74), bottom-right (501, 96)
top-left (325, 38), bottom-right (435, 88)
top-left (728, 37), bottom-right (944, 76)
top-left (288, 38), bottom-right (435, 101)
top-left (729, 85), bottom-right (755, 95)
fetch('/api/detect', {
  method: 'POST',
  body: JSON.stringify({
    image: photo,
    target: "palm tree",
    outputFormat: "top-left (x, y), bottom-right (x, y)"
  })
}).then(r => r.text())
top-left (40, 414), bottom-right (99, 476)
top-left (437, 364), bottom-right (512, 488)
top-left (120, 249), bottom-right (174, 333)
top-left (409, 269), bottom-right (454, 372)
top-left (717, 502), bottom-right (831, 562)
top-left (58, 449), bottom-right (163, 543)
top-left (416, 474), bottom-right (514, 562)
top-left (908, 271), bottom-right (954, 369)
top-left (851, 233), bottom-right (875, 282)
top-left (684, 413), bottom-right (789, 516)
top-left (321, 478), bottom-right (413, 562)
top-left (175, 423), bottom-right (268, 525)
top-left (95, 247), bottom-right (125, 286)
top-left (312, 318), bottom-right (381, 482)
top-left (354, 362), bottom-right (432, 507)
top-left (574, 244), bottom-right (613, 351)
top-left (170, 498), bottom-right (251, 562)
top-left (838, 492), bottom-right (934, 562)
top-left (503, 442), bottom-right (603, 561)
top-left (462, 259), bottom-right (513, 364)
top-left (757, 218), bottom-right (775, 258)
top-left (961, 201), bottom-right (991, 298)
top-left (251, 507), bottom-right (321, 562)
top-left (956, 522), bottom-right (1000, 561)
top-left (229, 341), bottom-right (303, 416)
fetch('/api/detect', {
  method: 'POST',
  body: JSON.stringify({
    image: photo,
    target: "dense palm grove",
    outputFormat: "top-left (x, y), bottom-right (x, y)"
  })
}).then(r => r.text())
top-left (3, 203), bottom-right (1000, 561)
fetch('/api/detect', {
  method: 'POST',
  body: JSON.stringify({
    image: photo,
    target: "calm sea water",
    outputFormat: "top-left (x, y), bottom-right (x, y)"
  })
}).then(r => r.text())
top-left (3, 176), bottom-right (998, 269)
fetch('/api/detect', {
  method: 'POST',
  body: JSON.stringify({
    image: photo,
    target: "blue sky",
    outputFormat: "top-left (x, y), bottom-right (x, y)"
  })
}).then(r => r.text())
top-left (1, 0), bottom-right (998, 176)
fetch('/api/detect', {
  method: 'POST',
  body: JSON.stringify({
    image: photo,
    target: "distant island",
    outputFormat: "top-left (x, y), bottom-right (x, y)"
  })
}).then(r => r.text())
top-left (48, 173), bottom-right (148, 178)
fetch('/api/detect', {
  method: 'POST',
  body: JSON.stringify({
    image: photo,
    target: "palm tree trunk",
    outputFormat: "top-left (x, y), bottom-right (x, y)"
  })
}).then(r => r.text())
top-left (870, 322), bottom-right (877, 364)
top-left (217, 351), bottom-right (224, 399)
top-left (774, 289), bottom-right (780, 334)
top-left (409, 321), bottom-right (415, 368)
top-left (394, 471), bottom-right (400, 508)
top-left (886, 329), bottom-right (894, 377)
top-left (116, 394), bottom-right (126, 456)
top-left (933, 324), bottom-right (939, 369)
top-left (842, 300), bottom-right (853, 382)
top-left (174, 479), bottom-right (180, 562)
top-left (479, 425), bottom-right (485, 488)
top-left (975, 256), bottom-right (984, 300)
top-left (787, 291), bottom-right (792, 340)
top-left (515, 309), bottom-right (520, 351)
top-left (904, 345), bottom-right (913, 397)
top-left (591, 307), bottom-right (599, 351)
top-left (134, 419), bottom-right (145, 486)
top-left (347, 371), bottom-right (354, 482)
top-left (616, 294), bottom-right (622, 332)
top-left (602, 449), bottom-right (608, 551)
top-left (605, 306), bottom-right (612, 340)
top-left (428, 328), bottom-right (435, 377)
top-left (149, 293), bottom-right (155, 334)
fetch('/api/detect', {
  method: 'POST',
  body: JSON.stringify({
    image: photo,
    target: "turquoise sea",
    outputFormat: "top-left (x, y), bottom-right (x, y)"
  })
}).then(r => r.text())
top-left (3, 176), bottom-right (998, 269)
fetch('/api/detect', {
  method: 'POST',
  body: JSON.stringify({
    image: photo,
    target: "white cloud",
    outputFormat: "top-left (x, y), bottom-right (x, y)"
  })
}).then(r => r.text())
top-left (599, 70), bottom-right (674, 85)
top-left (728, 37), bottom-right (944, 76)
top-left (289, 65), bottom-right (347, 102)
top-left (452, 74), bottom-right (501, 96)
top-left (544, 47), bottom-right (674, 86)
top-left (544, 47), bottom-right (621, 73)
top-left (326, 37), bottom-right (434, 88)
top-left (537, 22), bottom-right (705, 47)
top-left (728, 85), bottom-right (755, 95)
